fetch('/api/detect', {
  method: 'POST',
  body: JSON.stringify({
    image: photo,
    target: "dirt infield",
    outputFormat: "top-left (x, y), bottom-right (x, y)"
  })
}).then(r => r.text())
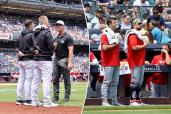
top-left (0, 103), bottom-right (82, 114)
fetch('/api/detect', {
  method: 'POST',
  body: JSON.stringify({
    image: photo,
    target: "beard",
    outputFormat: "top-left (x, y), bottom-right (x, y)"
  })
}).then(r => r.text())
top-left (137, 27), bottom-right (142, 31)
top-left (136, 28), bottom-right (141, 31)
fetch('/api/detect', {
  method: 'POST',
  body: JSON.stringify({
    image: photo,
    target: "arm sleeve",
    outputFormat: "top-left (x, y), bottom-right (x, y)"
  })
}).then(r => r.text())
top-left (45, 31), bottom-right (54, 50)
top-left (16, 34), bottom-right (22, 52)
top-left (128, 35), bottom-right (138, 49)
top-left (151, 56), bottom-right (156, 64)
top-left (90, 52), bottom-right (95, 62)
top-left (160, 16), bottom-right (165, 25)
top-left (101, 34), bottom-right (108, 45)
top-left (90, 52), bottom-right (98, 64)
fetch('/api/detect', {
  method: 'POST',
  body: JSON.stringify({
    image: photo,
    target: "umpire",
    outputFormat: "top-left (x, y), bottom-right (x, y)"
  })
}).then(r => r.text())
top-left (53, 20), bottom-right (74, 102)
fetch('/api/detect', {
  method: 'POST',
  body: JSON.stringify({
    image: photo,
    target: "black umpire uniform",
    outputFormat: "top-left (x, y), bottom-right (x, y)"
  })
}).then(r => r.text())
top-left (53, 32), bottom-right (74, 101)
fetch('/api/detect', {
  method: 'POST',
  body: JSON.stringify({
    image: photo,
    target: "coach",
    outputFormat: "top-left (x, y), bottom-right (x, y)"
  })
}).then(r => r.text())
top-left (53, 20), bottom-right (74, 102)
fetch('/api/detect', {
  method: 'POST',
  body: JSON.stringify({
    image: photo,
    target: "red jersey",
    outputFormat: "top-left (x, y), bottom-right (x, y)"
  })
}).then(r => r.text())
top-left (101, 34), bottom-right (120, 66)
top-left (127, 34), bottom-right (146, 68)
top-left (90, 51), bottom-right (95, 62)
top-left (151, 54), bottom-right (171, 85)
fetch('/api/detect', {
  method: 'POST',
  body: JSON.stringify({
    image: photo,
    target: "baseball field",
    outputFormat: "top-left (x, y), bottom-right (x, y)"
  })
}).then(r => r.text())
top-left (83, 105), bottom-right (171, 114)
top-left (0, 82), bottom-right (87, 114)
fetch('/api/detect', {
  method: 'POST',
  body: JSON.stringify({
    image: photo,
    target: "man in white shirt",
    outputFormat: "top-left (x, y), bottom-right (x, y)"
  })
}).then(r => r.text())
top-left (133, 0), bottom-right (150, 20)
top-left (121, 14), bottom-right (132, 30)
top-left (133, 0), bottom-right (149, 6)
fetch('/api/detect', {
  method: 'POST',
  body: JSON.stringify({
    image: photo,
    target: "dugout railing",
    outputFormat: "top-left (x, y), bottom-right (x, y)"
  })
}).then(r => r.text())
top-left (87, 43), bottom-right (171, 105)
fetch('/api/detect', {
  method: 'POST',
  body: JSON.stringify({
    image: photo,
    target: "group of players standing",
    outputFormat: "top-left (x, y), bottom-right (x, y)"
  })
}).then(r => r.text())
top-left (100, 16), bottom-right (171, 106)
top-left (16, 15), bottom-right (74, 107)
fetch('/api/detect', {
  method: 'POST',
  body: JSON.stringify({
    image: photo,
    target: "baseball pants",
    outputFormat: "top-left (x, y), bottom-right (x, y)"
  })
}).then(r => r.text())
top-left (130, 66), bottom-right (144, 99)
top-left (101, 66), bottom-right (120, 104)
top-left (31, 61), bottom-right (53, 103)
top-left (130, 66), bottom-right (145, 88)
top-left (53, 64), bottom-right (71, 98)
top-left (17, 61), bottom-right (34, 101)
top-left (151, 83), bottom-right (167, 97)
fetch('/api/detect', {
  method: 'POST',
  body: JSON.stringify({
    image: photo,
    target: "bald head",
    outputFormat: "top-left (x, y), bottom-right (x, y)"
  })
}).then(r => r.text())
top-left (38, 15), bottom-right (49, 27)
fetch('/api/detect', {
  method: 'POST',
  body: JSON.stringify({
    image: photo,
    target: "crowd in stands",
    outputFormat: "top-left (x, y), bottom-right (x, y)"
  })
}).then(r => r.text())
top-left (65, 26), bottom-right (88, 41)
top-left (0, 13), bottom-right (89, 80)
top-left (0, 49), bottom-right (89, 81)
top-left (70, 54), bottom-right (89, 81)
top-left (53, 0), bottom-right (81, 4)
top-left (0, 14), bottom-right (88, 41)
top-left (8, 0), bottom-right (82, 4)
top-left (84, 0), bottom-right (171, 43)
top-left (0, 49), bottom-right (18, 74)
top-left (95, 0), bottom-right (171, 7)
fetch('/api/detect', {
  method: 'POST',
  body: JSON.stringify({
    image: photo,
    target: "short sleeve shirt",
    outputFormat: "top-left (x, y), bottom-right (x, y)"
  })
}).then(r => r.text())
top-left (101, 34), bottom-right (120, 66)
top-left (147, 15), bottom-right (165, 26)
top-left (54, 32), bottom-right (74, 59)
top-left (127, 34), bottom-right (146, 68)
top-left (151, 54), bottom-right (171, 84)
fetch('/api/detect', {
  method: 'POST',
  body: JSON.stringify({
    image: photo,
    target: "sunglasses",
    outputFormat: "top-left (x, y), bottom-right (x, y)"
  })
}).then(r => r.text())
top-left (137, 22), bottom-right (142, 25)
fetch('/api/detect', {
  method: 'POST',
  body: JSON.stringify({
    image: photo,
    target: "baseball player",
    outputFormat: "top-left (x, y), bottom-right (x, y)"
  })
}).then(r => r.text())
top-left (126, 18), bottom-right (149, 106)
top-left (53, 20), bottom-right (74, 102)
top-left (31, 15), bottom-right (58, 107)
top-left (16, 19), bottom-right (35, 105)
top-left (101, 16), bottom-right (122, 106)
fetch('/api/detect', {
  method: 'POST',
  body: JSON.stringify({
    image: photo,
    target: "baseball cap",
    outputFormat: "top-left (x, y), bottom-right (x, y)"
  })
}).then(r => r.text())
top-left (84, 2), bottom-right (91, 8)
top-left (55, 20), bottom-right (65, 26)
top-left (107, 4), bottom-right (115, 10)
top-left (96, 9), bottom-right (103, 14)
top-left (132, 18), bottom-right (141, 25)
top-left (110, 15), bottom-right (117, 19)
top-left (142, 20), bottom-right (147, 25)
top-left (24, 19), bottom-right (33, 27)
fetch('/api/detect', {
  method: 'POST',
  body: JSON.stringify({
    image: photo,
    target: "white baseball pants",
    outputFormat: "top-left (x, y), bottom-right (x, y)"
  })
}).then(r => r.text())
top-left (31, 61), bottom-right (53, 103)
top-left (16, 60), bottom-right (34, 100)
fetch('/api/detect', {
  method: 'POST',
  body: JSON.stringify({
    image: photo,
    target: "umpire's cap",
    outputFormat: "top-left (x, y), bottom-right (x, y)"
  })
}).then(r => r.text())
top-left (55, 20), bottom-right (65, 26)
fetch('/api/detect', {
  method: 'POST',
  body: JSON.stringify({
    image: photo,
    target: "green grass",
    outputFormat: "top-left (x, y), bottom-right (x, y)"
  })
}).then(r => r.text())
top-left (83, 110), bottom-right (171, 114)
top-left (0, 82), bottom-right (87, 107)
top-left (83, 105), bottom-right (171, 114)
